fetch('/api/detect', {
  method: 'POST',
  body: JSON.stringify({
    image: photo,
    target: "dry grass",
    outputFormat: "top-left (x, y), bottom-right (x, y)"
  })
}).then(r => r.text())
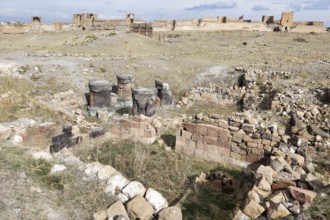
top-left (76, 136), bottom-right (252, 220)
top-left (0, 143), bottom-right (114, 219)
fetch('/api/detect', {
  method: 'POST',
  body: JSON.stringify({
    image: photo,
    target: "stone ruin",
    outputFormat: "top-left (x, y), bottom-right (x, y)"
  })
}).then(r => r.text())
top-left (50, 124), bottom-right (81, 153)
top-left (132, 87), bottom-right (157, 117)
top-left (88, 80), bottom-right (115, 116)
top-left (86, 77), bottom-right (172, 118)
top-left (155, 80), bottom-right (173, 106)
top-left (116, 74), bottom-right (135, 106)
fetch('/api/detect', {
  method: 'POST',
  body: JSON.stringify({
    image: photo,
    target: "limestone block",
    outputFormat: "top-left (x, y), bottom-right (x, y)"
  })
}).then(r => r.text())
top-left (106, 201), bottom-right (129, 220)
top-left (233, 210), bottom-right (251, 220)
top-left (85, 162), bottom-right (104, 177)
top-left (243, 200), bottom-right (265, 219)
top-left (145, 188), bottom-right (169, 213)
top-left (288, 186), bottom-right (317, 203)
top-left (158, 206), bottom-right (183, 220)
top-left (98, 165), bottom-right (117, 181)
top-left (105, 172), bottom-right (130, 196)
top-left (121, 181), bottom-right (146, 199)
top-left (127, 195), bottom-right (154, 220)
top-left (267, 203), bottom-right (290, 220)
top-left (256, 165), bottom-right (275, 184)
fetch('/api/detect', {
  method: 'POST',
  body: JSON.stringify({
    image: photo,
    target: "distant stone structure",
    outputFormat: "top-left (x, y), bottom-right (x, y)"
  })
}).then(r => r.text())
top-left (88, 80), bottom-right (114, 116)
top-left (31, 16), bottom-right (41, 32)
top-left (54, 22), bottom-right (62, 32)
top-left (116, 74), bottom-right (135, 105)
top-left (130, 23), bottom-right (153, 37)
top-left (72, 13), bottom-right (97, 30)
top-left (280, 12), bottom-right (294, 30)
top-left (0, 11), bottom-right (326, 34)
top-left (132, 87), bottom-right (157, 117)
top-left (155, 80), bottom-right (173, 106)
top-left (262, 16), bottom-right (274, 25)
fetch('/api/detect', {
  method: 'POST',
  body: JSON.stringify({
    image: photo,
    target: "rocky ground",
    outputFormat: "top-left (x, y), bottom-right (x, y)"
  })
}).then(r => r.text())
top-left (0, 30), bottom-right (329, 220)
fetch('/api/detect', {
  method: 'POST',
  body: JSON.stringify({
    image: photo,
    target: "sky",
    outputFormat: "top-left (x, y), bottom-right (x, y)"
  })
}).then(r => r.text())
top-left (0, 0), bottom-right (329, 27)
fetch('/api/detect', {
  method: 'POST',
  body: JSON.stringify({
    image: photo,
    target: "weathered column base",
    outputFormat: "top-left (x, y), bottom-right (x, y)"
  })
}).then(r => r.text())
top-left (132, 87), bottom-right (157, 117)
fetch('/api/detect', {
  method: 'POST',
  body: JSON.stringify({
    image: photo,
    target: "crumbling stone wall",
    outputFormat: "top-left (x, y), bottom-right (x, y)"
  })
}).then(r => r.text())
top-left (0, 119), bottom-right (55, 146)
top-left (111, 118), bottom-right (161, 145)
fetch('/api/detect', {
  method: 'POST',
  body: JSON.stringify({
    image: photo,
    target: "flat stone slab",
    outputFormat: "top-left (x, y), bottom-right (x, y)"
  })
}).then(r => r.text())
top-left (89, 80), bottom-right (112, 92)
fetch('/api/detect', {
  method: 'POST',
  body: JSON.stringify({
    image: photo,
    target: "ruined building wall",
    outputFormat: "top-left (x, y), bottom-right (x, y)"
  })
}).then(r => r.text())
top-left (262, 16), bottom-right (274, 24)
top-left (175, 120), bottom-right (282, 167)
top-left (280, 12), bottom-right (294, 29)
top-left (110, 119), bottom-right (161, 145)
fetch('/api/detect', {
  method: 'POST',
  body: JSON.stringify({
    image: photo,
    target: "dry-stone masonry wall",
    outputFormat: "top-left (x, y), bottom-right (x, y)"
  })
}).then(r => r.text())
top-left (0, 118), bottom-right (55, 146)
top-left (84, 161), bottom-right (182, 220)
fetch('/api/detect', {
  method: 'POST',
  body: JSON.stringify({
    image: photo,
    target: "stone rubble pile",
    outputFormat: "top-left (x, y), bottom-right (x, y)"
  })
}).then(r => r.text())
top-left (83, 161), bottom-right (182, 220)
top-left (234, 142), bottom-right (328, 220)
top-left (0, 118), bottom-right (55, 146)
top-left (177, 68), bottom-right (294, 110)
top-left (46, 89), bottom-right (85, 109)
top-left (111, 116), bottom-right (162, 145)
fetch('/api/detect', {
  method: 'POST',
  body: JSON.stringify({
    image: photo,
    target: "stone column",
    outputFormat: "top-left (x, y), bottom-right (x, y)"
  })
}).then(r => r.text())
top-left (132, 88), bottom-right (157, 117)
top-left (155, 80), bottom-right (173, 106)
top-left (116, 74), bottom-right (135, 107)
top-left (89, 80), bottom-right (112, 108)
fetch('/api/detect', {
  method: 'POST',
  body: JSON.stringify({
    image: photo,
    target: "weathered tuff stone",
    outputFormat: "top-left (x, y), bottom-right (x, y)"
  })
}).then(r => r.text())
top-left (104, 172), bottom-right (130, 196)
top-left (127, 195), bottom-right (154, 220)
top-left (301, 173), bottom-right (324, 190)
top-left (85, 162), bottom-right (104, 177)
top-left (257, 177), bottom-right (271, 192)
top-left (50, 124), bottom-right (79, 153)
top-left (89, 127), bottom-right (105, 138)
top-left (287, 153), bottom-right (305, 167)
top-left (97, 165), bottom-right (116, 181)
top-left (269, 191), bottom-right (286, 203)
top-left (256, 165), bottom-right (275, 184)
top-left (233, 210), bottom-right (251, 220)
top-left (89, 80), bottom-right (113, 108)
top-left (106, 201), bottom-right (129, 220)
top-left (288, 186), bottom-right (317, 203)
top-left (145, 188), bottom-right (169, 213)
top-left (93, 210), bottom-right (107, 220)
top-left (308, 124), bottom-right (330, 139)
top-left (267, 203), bottom-right (290, 219)
top-left (132, 87), bottom-right (157, 117)
top-left (158, 206), bottom-right (183, 220)
top-left (291, 114), bottom-right (307, 134)
top-left (116, 74), bottom-right (135, 100)
top-left (155, 80), bottom-right (173, 106)
top-left (242, 123), bottom-right (255, 133)
top-left (243, 200), bottom-right (265, 219)
top-left (121, 181), bottom-right (146, 199)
